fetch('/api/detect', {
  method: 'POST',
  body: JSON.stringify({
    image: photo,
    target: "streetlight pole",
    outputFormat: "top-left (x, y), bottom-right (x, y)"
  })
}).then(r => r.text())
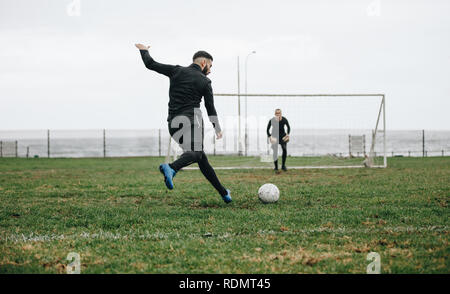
top-left (244, 50), bottom-right (256, 156)
top-left (237, 56), bottom-right (242, 156)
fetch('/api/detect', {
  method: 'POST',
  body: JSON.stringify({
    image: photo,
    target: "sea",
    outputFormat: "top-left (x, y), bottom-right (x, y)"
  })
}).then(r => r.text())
top-left (0, 129), bottom-right (449, 158)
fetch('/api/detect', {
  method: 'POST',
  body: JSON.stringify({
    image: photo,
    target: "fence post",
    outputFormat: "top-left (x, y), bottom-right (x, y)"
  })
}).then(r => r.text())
top-left (234, 127), bottom-right (237, 154)
top-left (348, 135), bottom-right (351, 157)
top-left (408, 151), bottom-right (411, 157)
top-left (363, 134), bottom-right (366, 157)
top-left (245, 133), bottom-right (248, 157)
top-left (422, 129), bottom-right (425, 158)
top-left (0, 141), bottom-right (2, 157)
top-left (47, 129), bottom-right (50, 158)
top-left (213, 134), bottom-right (216, 156)
top-left (103, 129), bottom-right (106, 158)
top-left (257, 125), bottom-right (260, 154)
top-left (158, 129), bottom-right (161, 157)
top-left (26, 146), bottom-right (29, 158)
top-left (15, 141), bottom-right (18, 158)
top-left (442, 150), bottom-right (444, 157)
top-left (223, 131), bottom-right (226, 153)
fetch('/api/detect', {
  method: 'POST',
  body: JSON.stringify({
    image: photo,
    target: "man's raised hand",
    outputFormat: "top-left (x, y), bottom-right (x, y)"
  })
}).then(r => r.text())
top-left (135, 44), bottom-right (150, 50)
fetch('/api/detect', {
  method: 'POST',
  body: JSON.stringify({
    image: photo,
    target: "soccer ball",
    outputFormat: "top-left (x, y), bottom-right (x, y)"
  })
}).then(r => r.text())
top-left (258, 183), bottom-right (280, 204)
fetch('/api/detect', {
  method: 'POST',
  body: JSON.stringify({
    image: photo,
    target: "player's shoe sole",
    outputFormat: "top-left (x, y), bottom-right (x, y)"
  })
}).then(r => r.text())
top-left (222, 189), bottom-right (232, 204)
top-left (159, 163), bottom-right (176, 190)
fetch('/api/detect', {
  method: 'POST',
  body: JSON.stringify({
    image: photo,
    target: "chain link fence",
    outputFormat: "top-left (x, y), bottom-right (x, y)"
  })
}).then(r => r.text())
top-left (0, 129), bottom-right (449, 158)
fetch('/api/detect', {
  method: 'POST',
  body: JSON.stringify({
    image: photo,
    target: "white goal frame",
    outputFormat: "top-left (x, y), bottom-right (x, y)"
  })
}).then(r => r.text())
top-left (166, 93), bottom-right (387, 169)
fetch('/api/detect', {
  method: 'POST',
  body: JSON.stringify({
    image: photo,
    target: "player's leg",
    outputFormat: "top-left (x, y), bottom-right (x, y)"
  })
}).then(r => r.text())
top-left (160, 114), bottom-right (231, 203)
top-left (271, 142), bottom-right (279, 170)
top-left (281, 142), bottom-right (287, 171)
top-left (168, 118), bottom-right (197, 172)
top-left (197, 151), bottom-right (231, 202)
top-left (169, 152), bottom-right (196, 171)
top-left (159, 116), bottom-right (196, 189)
top-left (194, 117), bottom-right (231, 202)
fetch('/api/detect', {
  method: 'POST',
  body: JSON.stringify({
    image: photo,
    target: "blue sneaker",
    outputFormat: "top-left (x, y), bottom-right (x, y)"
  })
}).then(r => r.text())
top-left (222, 189), bottom-right (232, 204)
top-left (159, 163), bottom-right (176, 190)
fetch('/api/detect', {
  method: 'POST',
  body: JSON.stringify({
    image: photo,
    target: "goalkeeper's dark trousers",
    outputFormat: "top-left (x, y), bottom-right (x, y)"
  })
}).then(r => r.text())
top-left (272, 141), bottom-right (287, 169)
top-left (167, 114), bottom-right (228, 197)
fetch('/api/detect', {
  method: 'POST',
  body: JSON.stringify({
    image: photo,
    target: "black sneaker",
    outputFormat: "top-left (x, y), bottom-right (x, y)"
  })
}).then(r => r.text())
top-left (282, 166), bottom-right (287, 171)
top-left (274, 167), bottom-right (279, 171)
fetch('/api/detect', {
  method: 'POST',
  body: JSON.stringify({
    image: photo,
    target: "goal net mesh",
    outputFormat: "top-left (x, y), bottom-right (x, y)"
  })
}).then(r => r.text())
top-left (167, 94), bottom-right (386, 169)
top-left (1, 141), bottom-right (18, 157)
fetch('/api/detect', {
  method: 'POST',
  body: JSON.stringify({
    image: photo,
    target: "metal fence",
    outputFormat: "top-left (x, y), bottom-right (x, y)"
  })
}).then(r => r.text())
top-left (0, 129), bottom-right (449, 158)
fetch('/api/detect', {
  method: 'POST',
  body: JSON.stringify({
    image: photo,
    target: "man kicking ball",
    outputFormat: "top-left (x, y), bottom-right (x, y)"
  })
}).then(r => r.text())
top-left (135, 44), bottom-right (231, 203)
top-left (266, 108), bottom-right (291, 171)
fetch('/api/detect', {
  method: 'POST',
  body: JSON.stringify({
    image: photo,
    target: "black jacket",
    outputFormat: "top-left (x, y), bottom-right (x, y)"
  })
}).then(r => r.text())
top-left (139, 50), bottom-right (221, 132)
top-left (267, 117), bottom-right (291, 140)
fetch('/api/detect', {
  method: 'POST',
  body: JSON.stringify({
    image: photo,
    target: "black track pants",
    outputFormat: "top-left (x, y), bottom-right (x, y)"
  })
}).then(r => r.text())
top-left (167, 114), bottom-right (228, 197)
top-left (272, 141), bottom-right (287, 168)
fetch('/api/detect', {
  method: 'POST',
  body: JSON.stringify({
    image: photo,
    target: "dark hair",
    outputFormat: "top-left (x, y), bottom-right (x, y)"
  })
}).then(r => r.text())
top-left (193, 50), bottom-right (213, 61)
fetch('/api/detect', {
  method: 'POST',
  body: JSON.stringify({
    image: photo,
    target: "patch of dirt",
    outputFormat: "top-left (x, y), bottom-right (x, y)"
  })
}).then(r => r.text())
top-left (242, 247), bottom-right (351, 268)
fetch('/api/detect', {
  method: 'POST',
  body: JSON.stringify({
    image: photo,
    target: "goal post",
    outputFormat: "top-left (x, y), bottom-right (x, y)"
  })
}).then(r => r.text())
top-left (166, 93), bottom-right (387, 170)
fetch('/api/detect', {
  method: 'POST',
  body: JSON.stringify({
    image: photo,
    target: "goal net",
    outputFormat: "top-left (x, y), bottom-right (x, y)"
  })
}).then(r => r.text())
top-left (0, 141), bottom-right (18, 158)
top-left (166, 94), bottom-right (386, 169)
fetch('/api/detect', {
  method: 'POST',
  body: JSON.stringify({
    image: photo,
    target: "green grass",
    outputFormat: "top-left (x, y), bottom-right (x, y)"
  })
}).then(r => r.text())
top-left (0, 156), bottom-right (448, 273)
top-left (176, 155), bottom-right (376, 167)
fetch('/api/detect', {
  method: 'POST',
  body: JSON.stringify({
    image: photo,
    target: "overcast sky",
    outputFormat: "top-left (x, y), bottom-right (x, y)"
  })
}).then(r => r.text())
top-left (1, 0), bottom-right (449, 130)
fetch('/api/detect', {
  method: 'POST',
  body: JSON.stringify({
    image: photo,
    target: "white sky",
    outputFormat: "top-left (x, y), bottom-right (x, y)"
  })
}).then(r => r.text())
top-left (0, 0), bottom-right (449, 130)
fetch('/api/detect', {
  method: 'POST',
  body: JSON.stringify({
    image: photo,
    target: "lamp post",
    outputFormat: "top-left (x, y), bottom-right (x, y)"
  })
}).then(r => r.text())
top-left (244, 50), bottom-right (256, 156)
top-left (237, 56), bottom-right (242, 156)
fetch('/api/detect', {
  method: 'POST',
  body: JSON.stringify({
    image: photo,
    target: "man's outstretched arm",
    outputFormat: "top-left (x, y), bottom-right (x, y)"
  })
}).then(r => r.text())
top-left (135, 44), bottom-right (176, 77)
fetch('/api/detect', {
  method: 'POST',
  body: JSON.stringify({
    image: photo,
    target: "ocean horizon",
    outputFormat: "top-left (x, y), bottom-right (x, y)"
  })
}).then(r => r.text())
top-left (0, 129), bottom-right (449, 158)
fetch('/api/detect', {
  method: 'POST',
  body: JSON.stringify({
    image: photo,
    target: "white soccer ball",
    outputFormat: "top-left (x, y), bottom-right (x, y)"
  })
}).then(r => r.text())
top-left (258, 183), bottom-right (280, 204)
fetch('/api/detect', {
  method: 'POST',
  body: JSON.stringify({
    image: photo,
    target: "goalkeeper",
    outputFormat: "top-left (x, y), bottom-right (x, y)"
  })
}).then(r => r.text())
top-left (135, 43), bottom-right (231, 203)
top-left (266, 109), bottom-right (291, 171)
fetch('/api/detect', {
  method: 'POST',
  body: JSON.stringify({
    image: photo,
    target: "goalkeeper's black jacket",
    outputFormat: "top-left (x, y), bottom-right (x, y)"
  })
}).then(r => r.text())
top-left (139, 50), bottom-right (221, 132)
top-left (267, 117), bottom-right (291, 140)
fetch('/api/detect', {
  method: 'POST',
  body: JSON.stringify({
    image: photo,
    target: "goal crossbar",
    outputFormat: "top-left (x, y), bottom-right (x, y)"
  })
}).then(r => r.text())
top-left (215, 93), bottom-right (385, 97)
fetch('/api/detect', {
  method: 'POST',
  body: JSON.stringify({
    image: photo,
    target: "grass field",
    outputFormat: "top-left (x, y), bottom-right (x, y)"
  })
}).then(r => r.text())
top-left (0, 156), bottom-right (448, 273)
